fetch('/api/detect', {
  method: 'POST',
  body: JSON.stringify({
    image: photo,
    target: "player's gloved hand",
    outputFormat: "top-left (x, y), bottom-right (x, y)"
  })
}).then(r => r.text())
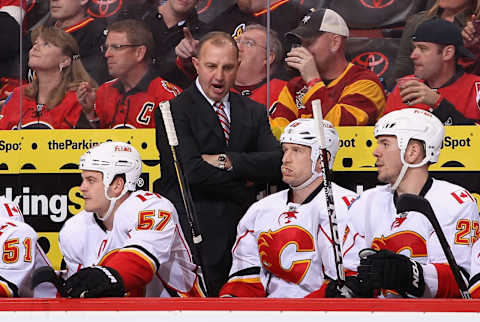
top-left (357, 248), bottom-right (425, 297)
top-left (325, 276), bottom-right (374, 298)
top-left (65, 266), bottom-right (126, 298)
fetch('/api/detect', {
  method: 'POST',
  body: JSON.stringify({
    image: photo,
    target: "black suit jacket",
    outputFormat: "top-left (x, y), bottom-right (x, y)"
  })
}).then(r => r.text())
top-left (155, 84), bottom-right (282, 266)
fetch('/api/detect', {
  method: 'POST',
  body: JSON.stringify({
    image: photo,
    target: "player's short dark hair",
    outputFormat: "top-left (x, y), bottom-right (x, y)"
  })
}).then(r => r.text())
top-left (197, 31), bottom-right (239, 60)
top-left (107, 19), bottom-right (154, 61)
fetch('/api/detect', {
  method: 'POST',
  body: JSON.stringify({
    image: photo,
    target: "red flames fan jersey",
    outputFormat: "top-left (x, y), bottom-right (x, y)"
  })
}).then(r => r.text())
top-left (0, 196), bottom-right (57, 298)
top-left (232, 78), bottom-right (287, 133)
top-left (270, 63), bottom-right (386, 137)
top-left (59, 190), bottom-right (204, 297)
top-left (219, 183), bottom-right (357, 298)
top-left (95, 71), bottom-right (181, 129)
top-left (0, 217), bottom-right (36, 297)
top-left (386, 72), bottom-right (480, 122)
top-left (343, 178), bottom-right (478, 298)
top-left (0, 86), bottom-right (84, 129)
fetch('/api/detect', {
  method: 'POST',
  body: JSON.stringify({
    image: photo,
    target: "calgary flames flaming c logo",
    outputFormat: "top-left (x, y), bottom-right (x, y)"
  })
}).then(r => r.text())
top-left (258, 226), bottom-right (314, 284)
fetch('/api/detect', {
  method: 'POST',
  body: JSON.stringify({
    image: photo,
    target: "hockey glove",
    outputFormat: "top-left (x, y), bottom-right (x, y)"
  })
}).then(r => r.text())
top-left (357, 248), bottom-right (425, 297)
top-left (65, 266), bottom-right (126, 298)
top-left (325, 276), bottom-right (374, 298)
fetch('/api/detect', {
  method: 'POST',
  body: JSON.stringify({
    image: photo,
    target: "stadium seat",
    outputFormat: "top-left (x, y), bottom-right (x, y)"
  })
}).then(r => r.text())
top-left (346, 37), bottom-right (401, 92)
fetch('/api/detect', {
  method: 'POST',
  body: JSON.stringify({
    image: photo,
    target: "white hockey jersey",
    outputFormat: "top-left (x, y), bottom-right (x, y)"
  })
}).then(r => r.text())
top-left (220, 183), bottom-right (357, 298)
top-left (59, 190), bottom-right (204, 297)
top-left (0, 196), bottom-right (56, 298)
top-left (0, 196), bottom-right (23, 222)
top-left (0, 217), bottom-right (36, 297)
top-left (343, 178), bottom-right (478, 298)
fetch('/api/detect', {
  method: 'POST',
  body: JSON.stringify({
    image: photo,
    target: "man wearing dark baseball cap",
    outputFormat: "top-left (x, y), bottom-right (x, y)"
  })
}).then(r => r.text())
top-left (412, 18), bottom-right (474, 59)
top-left (270, 8), bottom-right (386, 138)
top-left (385, 18), bottom-right (480, 125)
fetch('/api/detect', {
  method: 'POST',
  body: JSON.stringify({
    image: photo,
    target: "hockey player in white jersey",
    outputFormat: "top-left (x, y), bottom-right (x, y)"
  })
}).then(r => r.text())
top-left (219, 119), bottom-right (358, 297)
top-left (59, 141), bottom-right (205, 297)
top-left (0, 196), bottom-right (56, 298)
top-left (343, 108), bottom-right (478, 298)
top-left (0, 215), bottom-right (36, 297)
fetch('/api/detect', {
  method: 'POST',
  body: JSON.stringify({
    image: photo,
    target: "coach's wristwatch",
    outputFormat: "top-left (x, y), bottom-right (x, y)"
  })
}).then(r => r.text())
top-left (217, 154), bottom-right (227, 169)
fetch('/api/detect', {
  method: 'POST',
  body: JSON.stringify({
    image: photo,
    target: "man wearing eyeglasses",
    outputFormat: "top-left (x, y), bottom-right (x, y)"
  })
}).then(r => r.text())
top-left (230, 24), bottom-right (286, 130)
top-left (270, 9), bottom-right (386, 136)
top-left (77, 19), bottom-right (182, 129)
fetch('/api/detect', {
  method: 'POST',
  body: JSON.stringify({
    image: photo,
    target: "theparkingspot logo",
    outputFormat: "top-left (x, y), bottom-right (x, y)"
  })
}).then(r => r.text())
top-left (47, 139), bottom-right (104, 150)
top-left (441, 136), bottom-right (473, 150)
top-left (0, 140), bottom-right (22, 153)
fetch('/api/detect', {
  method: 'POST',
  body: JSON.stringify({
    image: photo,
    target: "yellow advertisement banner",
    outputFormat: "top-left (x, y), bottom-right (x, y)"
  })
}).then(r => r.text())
top-left (0, 127), bottom-right (478, 268)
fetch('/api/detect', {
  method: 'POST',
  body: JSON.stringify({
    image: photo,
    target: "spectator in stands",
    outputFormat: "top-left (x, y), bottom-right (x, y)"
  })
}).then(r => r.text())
top-left (0, 0), bottom-right (24, 100)
top-left (155, 31), bottom-right (282, 296)
top-left (77, 19), bottom-right (182, 129)
top-left (210, 0), bottom-right (310, 80)
top-left (392, 0), bottom-right (478, 86)
top-left (211, 0), bottom-right (310, 44)
top-left (143, 0), bottom-right (210, 88)
top-left (269, 9), bottom-right (386, 138)
top-left (0, 26), bottom-right (97, 129)
top-left (24, 0), bottom-right (109, 85)
top-left (461, 3), bottom-right (480, 74)
top-left (231, 24), bottom-right (286, 115)
top-left (385, 19), bottom-right (480, 124)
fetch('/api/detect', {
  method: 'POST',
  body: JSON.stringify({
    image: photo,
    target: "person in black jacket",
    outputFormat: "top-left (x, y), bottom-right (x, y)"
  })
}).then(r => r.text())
top-left (155, 31), bottom-right (282, 296)
top-left (143, 0), bottom-right (210, 88)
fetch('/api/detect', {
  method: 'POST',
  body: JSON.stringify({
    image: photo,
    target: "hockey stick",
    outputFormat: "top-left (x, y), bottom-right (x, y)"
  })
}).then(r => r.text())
top-left (31, 266), bottom-right (68, 297)
top-left (312, 99), bottom-right (348, 294)
top-left (396, 193), bottom-right (471, 299)
top-left (159, 101), bottom-right (208, 296)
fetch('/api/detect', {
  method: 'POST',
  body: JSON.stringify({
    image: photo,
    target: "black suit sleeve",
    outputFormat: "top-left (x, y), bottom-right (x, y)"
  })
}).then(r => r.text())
top-left (155, 99), bottom-right (247, 205)
top-left (228, 105), bottom-right (282, 183)
top-left (174, 104), bottom-right (248, 200)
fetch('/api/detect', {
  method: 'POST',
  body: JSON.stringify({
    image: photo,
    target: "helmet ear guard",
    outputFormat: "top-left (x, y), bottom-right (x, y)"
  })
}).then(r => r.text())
top-left (280, 118), bottom-right (340, 190)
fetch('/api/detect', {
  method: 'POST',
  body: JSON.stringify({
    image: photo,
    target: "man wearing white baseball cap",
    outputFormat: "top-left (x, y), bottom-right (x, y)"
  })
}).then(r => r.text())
top-left (269, 8), bottom-right (386, 138)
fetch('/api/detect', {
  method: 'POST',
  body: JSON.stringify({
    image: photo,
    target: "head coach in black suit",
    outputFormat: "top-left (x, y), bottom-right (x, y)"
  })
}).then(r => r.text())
top-left (155, 31), bottom-right (282, 296)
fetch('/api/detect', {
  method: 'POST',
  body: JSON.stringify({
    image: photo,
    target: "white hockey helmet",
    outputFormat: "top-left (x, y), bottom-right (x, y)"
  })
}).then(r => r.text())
top-left (374, 108), bottom-right (444, 165)
top-left (280, 118), bottom-right (339, 189)
top-left (80, 141), bottom-right (142, 192)
top-left (79, 141), bottom-right (142, 221)
top-left (374, 108), bottom-right (444, 190)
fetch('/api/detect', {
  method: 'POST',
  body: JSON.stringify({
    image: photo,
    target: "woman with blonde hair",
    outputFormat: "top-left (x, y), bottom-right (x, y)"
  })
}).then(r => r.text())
top-left (0, 25), bottom-right (98, 129)
top-left (392, 0), bottom-right (478, 86)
